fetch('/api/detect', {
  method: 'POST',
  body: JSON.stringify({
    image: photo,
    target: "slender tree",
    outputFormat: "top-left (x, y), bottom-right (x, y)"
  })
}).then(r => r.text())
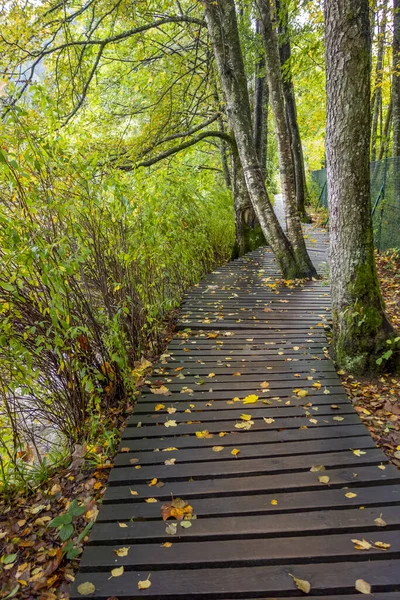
top-left (253, 19), bottom-right (269, 179)
top-left (256, 0), bottom-right (315, 273)
top-left (371, 0), bottom-right (389, 161)
top-left (324, 0), bottom-right (398, 373)
top-left (393, 0), bottom-right (400, 155)
top-left (202, 0), bottom-right (316, 277)
top-left (276, 0), bottom-right (310, 222)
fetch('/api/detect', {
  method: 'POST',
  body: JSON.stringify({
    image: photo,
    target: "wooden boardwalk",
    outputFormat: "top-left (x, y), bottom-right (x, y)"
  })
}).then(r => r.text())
top-left (71, 230), bottom-right (400, 599)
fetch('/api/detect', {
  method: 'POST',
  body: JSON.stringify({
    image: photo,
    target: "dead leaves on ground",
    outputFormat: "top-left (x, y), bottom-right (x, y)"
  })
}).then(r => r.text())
top-left (161, 497), bottom-right (193, 521)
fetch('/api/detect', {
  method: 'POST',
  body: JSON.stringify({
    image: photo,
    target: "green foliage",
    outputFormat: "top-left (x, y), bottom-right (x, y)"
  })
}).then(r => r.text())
top-left (0, 101), bottom-right (234, 494)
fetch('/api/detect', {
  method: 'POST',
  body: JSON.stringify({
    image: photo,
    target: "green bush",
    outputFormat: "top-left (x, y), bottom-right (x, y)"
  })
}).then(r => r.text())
top-left (0, 107), bottom-right (234, 493)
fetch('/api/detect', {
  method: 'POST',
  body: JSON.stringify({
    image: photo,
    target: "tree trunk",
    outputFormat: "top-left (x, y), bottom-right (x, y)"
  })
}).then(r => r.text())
top-left (276, 0), bottom-right (310, 222)
top-left (324, 0), bottom-right (397, 374)
top-left (254, 19), bottom-right (269, 179)
top-left (393, 0), bottom-right (400, 155)
top-left (231, 147), bottom-right (265, 258)
top-left (371, 0), bottom-right (388, 161)
top-left (378, 95), bottom-right (392, 160)
top-left (202, 0), bottom-right (316, 278)
top-left (256, 0), bottom-right (316, 275)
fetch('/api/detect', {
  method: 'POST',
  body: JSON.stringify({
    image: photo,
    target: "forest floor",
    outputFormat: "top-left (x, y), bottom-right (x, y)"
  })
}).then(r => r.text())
top-left (0, 228), bottom-right (399, 599)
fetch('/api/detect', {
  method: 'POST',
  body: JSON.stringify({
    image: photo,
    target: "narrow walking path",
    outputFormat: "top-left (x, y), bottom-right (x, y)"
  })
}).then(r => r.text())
top-left (71, 231), bottom-right (400, 599)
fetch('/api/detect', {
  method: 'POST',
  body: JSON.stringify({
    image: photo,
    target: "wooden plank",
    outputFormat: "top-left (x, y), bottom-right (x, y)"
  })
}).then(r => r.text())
top-left (71, 559), bottom-right (400, 598)
top-left (97, 484), bottom-right (400, 522)
top-left (114, 435), bottom-right (376, 466)
top-left (103, 464), bottom-right (399, 502)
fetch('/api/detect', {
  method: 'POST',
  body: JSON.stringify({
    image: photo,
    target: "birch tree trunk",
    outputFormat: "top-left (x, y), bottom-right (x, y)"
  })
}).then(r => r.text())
top-left (276, 0), bottom-right (310, 222)
top-left (371, 1), bottom-right (388, 162)
top-left (393, 0), bottom-right (400, 155)
top-left (254, 19), bottom-right (269, 179)
top-left (256, 0), bottom-right (316, 276)
top-left (202, 0), bottom-right (316, 278)
top-left (324, 0), bottom-right (397, 373)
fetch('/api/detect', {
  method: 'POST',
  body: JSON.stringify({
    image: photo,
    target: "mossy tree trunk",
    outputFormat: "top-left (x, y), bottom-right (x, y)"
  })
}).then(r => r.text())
top-left (202, 0), bottom-right (315, 278)
top-left (231, 146), bottom-right (265, 258)
top-left (324, 0), bottom-right (398, 374)
top-left (256, 0), bottom-right (316, 277)
top-left (276, 0), bottom-right (311, 222)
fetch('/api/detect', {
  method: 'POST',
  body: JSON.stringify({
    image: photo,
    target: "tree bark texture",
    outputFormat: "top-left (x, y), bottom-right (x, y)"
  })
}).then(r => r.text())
top-left (324, 0), bottom-right (396, 373)
top-left (254, 19), bottom-right (269, 178)
top-left (202, 0), bottom-right (315, 278)
top-left (393, 0), bottom-right (400, 155)
top-left (256, 0), bottom-right (316, 275)
top-left (231, 146), bottom-right (265, 257)
top-left (276, 0), bottom-right (310, 221)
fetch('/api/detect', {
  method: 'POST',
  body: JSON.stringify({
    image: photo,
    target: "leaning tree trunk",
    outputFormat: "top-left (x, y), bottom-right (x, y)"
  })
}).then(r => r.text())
top-left (371, 0), bottom-right (388, 162)
top-left (231, 146), bottom-right (265, 258)
top-left (324, 0), bottom-right (397, 374)
top-left (276, 0), bottom-right (310, 222)
top-left (202, 0), bottom-right (315, 278)
top-left (393, 0), bottom-right (400, 155)
top-left (256, 0), bottom-right (316, 276)
top-left (254, 19), bottom-right (269, 179)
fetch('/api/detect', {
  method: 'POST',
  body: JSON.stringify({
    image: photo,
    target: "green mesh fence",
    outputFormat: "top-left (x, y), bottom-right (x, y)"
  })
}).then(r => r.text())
top-left (311, 159), bottom-right (400, 251)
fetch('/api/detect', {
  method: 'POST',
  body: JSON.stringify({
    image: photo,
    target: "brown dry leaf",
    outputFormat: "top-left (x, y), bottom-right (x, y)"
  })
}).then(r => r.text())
top-left (161, 497), bottom-right (193, 521)
top-left (318, 475), bottom-right (330, 484)
top-left (351, 538), bottom-right (372, 550)
top-left (110, 566), bottom-right (124, 578)
top-left (289, 573), bottom-right (311, 594)
top-left (196, 430), bottom-right (213, 439)
top-left (121, 447), bottom-right (131, 453)
top-left (115, 547), bottom-right (130, 557)
top-left (212, 446), bottom-right (225, 452)
top-left (355, 579), bottom-right (372, 595)
top-left (77, 582), bottom-right (96, 595)
top-left (138, 575), bottom-right (152, 590)
top-left (151, 385), bottom-right (171, 396)
top-left (231, 448), bottom-right (240, 456)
